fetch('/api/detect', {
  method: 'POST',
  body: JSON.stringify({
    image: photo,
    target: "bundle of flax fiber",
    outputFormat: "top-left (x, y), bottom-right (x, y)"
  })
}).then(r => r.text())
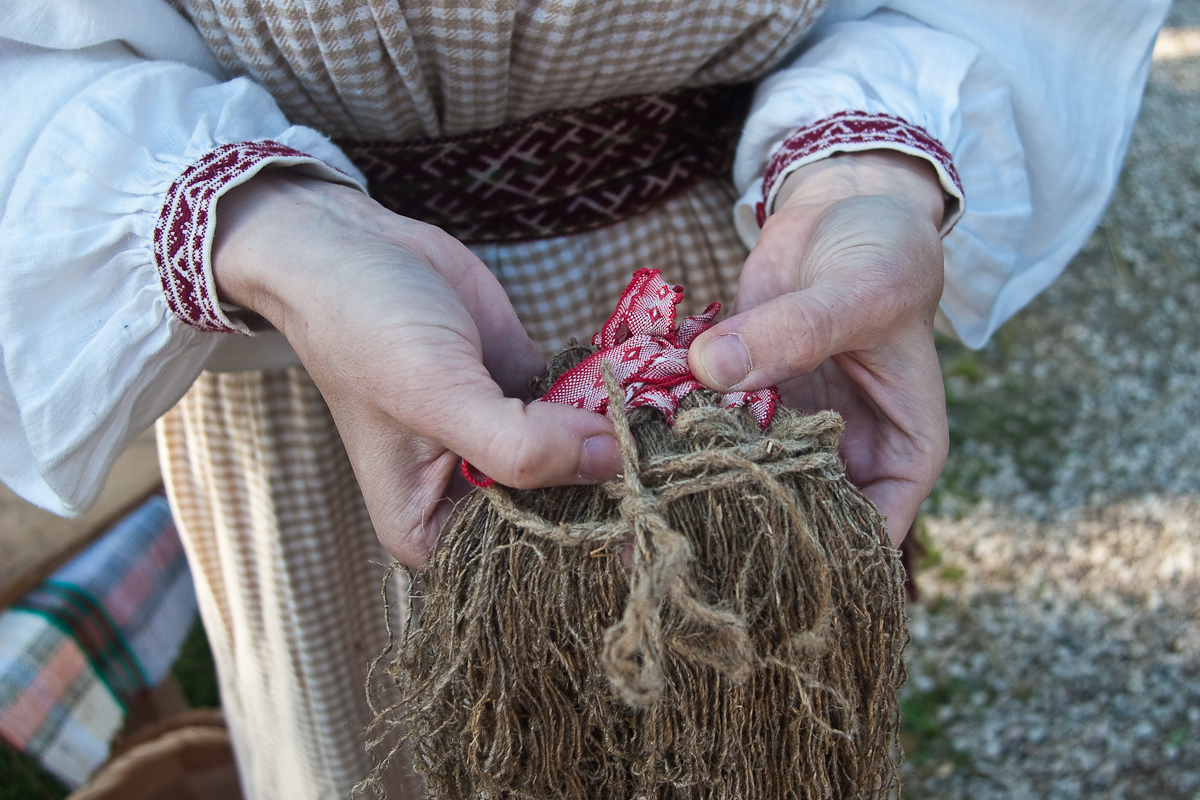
top-left (366, 269), bottom-right (908, 799)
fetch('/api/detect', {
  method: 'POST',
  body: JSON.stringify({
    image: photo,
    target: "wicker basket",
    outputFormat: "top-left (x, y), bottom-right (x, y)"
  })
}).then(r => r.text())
top-left (68, 710), bottom-right (242, 800)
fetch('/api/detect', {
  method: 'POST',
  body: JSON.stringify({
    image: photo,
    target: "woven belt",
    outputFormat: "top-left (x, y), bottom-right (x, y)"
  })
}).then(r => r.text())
top-left (335, 83), bottom-right (753, 244)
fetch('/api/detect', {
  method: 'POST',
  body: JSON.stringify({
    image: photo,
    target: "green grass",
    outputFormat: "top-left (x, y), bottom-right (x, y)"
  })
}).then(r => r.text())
top-left (926, 331), bottom-right (1070, 513)
top-left (899, 523), bottom-right (976, 780)
top-left (1168, 725), bottom-right (1189, 747)
top-left (937, 564), bottom-right (967, 583)
top-left (0, 743), bottom-right (67, 800)
top-left (172, 619), bottom-right (221, 709)
top-left (899, 678), bottom-right (973, 770)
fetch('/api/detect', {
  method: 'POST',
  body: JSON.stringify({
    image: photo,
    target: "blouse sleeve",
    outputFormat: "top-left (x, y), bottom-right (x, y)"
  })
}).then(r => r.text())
top-left (0, 1), bottom-right (366, 516)
top-left (733, 0), bottom-right (1170, 348)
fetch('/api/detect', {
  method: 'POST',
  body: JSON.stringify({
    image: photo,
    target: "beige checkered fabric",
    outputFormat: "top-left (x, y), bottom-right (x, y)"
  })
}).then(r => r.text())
top-left (156, 369), bottom-right (422, 800)
top-left (477, 177), bottom-right (752, 352)
top-left (174, 0), bottom-right (826, 139)
top-left (158, 2), bottom-right (828, 798)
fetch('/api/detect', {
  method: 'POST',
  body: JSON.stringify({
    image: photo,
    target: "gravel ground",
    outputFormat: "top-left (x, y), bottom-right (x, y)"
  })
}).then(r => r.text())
top-left (5, 10), bottom-right (1194, 800)
top-left (900, 3), bottom-right (1200, 798)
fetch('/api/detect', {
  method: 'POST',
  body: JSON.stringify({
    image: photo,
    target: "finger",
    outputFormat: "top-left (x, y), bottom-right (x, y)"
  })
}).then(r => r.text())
top-left (859, 478), bottom-right (925, 548)
top-left (465, 401), bottom-right (625, 489)
top-left (408, 224), bottom-right (547, 398)
top-left (455, 274), bottom-right (546, 399)
top-left (346, 421), bottom-right (488, 569)
top-left (372, 350), bottom-right (622, 567)
top-left (405, 467), bottom-right (474, 563)
top-left (416, 375), bottom-right (626, 489)
top-left (833, 347), bottom-right (948, 515)
top-left (689, 281), bottom-right (904, 391)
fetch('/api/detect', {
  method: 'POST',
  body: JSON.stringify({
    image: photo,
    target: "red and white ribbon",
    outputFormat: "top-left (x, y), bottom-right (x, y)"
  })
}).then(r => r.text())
top-left (463, 269), bottom-right (779, 487)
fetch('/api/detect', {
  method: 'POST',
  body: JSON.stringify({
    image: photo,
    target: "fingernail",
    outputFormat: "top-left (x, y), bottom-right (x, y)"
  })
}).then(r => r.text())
top-left (700, 333), bottom-right (752, 389)
top-left (579, 434), bottom-right (622, 482)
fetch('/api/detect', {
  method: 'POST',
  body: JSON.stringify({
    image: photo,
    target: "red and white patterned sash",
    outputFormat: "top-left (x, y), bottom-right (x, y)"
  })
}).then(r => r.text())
top-left (464, 269), bottom-right (778, 487)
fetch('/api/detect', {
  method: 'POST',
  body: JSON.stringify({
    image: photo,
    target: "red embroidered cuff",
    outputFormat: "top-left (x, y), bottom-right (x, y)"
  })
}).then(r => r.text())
top-left (755, 111), bottom-right (964, 235)
top-left (153, 141), bottom-right (345, 334)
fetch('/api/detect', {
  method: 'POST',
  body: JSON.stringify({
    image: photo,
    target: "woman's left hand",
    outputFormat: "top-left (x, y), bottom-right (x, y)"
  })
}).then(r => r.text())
top-left (689, 151), bottom-right (950, 545)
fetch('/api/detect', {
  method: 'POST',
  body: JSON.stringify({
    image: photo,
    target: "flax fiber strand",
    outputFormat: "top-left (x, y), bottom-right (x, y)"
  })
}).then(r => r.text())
top-left (365, 350), bottom-right (908, 799)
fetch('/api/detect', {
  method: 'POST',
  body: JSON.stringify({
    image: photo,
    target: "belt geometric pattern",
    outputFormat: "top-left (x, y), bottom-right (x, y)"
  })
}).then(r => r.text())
top-left (337, 83), bottom-right (754, 244)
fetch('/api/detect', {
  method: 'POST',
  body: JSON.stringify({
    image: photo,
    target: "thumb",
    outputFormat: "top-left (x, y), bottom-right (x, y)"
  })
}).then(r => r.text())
top-left (423, 382), bottom-right (626, 489)
top-left (689, 282), bottom-right (886, 391)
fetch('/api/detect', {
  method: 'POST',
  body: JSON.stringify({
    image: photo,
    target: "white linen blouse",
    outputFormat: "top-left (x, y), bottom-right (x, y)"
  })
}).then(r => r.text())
top-left (0, 0), bottom-right (1170, 516)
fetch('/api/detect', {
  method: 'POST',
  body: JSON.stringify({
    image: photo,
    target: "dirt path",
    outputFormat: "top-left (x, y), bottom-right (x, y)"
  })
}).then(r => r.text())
top-left (901, 4), bottom-right (1200, 797)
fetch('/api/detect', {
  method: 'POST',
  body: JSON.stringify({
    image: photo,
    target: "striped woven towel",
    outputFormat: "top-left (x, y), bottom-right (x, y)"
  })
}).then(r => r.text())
top-left (0, 495), bottom-right (198, 788)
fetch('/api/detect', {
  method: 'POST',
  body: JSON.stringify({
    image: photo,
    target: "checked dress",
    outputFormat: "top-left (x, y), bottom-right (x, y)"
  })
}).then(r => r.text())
top-left (156, 2), bottom-right (829, 797)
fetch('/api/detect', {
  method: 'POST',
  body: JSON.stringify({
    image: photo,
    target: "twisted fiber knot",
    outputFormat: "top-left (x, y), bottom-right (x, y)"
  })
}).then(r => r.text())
top-left (482, 484), bottom-right (621, 544)
top-left (480, 363), bottom-right (848, 706)
top-left (640, 444), bottom-right (841, 486)
top-left (603, 461), bottom-right (754, 704)
top-left (373, 359), bottom-right (908, 799)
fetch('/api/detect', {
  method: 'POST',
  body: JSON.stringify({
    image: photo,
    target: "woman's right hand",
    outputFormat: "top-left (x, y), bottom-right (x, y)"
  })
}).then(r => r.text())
top-left (211, 171), bottom-right (623, 568)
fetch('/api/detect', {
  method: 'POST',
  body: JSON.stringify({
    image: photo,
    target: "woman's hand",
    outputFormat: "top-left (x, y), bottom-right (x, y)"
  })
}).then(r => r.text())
top-left (211, 171), bottom-right (623, 567)
top-left (689, 151), bottom-right (949, 545)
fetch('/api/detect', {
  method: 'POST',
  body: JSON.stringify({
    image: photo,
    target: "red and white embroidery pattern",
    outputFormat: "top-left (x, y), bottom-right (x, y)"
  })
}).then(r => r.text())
top-left (463, 269), bottom-right (779, 488)
top-left (153, 141), bottom-right (331, 333)
top-left (755, 111), bottom-right (962, 228)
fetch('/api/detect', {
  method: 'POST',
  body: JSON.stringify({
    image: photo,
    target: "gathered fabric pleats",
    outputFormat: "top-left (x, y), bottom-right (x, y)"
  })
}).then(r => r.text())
top-left (156, 368), bottom-right (422, 800)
